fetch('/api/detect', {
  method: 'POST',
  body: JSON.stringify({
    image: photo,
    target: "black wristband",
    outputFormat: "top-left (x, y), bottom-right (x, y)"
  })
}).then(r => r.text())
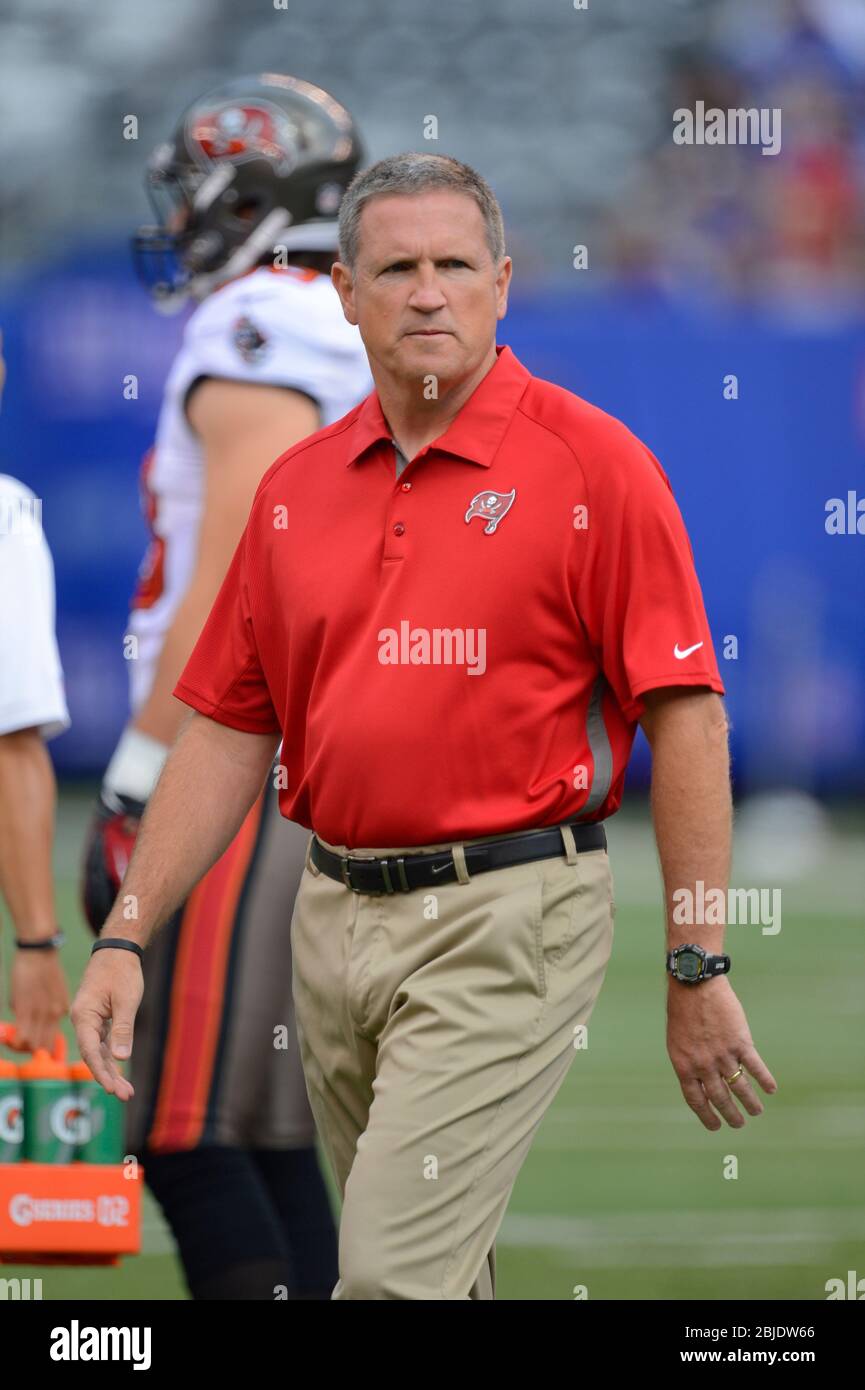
top-left (15, 931), bottom-right (65, 950)
top-left (91, 938), bottom-right (144, 963)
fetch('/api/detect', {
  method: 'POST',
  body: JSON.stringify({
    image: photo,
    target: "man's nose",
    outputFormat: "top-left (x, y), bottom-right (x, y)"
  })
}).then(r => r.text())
top-left (407, 270), bottom-right (448, 310)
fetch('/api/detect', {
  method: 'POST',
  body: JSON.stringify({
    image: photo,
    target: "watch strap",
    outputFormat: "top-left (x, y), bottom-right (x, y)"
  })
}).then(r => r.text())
top-left (704, 953), bottom-right (731, 977)
top-left (15, 931), bottom-right (65, 950)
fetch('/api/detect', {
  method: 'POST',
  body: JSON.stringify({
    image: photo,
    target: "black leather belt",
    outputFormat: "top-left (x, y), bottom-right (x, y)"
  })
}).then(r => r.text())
top-left (309, 819), bottom-right (607, 894)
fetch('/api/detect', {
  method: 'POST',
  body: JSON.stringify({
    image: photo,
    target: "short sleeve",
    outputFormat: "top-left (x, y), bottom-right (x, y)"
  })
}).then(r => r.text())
top-left (181, 273), bottom-right (368, 416)
top-left (0, 486), bottom-right (70, 740)
top-left (173, 522), bottom-right (281, 735)
top-left (573, 433), bottom-right (725, 722)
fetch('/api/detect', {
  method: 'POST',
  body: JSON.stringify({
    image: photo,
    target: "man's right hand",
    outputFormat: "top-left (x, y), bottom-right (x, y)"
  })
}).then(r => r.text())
top-left (81, 789), bottom-right (146, 935)
top-left (70, 946), bottom-right (144, 1100)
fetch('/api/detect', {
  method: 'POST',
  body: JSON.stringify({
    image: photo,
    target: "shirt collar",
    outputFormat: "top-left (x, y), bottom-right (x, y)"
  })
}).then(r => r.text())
top-left (346, 344), bottom-right (532, 469)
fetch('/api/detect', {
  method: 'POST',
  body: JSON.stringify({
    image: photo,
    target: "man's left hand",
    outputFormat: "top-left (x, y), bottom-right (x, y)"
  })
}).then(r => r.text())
top-left (667, 976), bottom-right (777, 1130)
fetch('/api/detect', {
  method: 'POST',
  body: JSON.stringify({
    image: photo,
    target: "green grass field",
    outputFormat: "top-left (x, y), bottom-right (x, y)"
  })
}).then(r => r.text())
top-left (2, 790), bottom-right (863, 1300)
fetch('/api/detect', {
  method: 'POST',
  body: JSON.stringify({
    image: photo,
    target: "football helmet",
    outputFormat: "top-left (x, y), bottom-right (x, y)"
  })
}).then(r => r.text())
top-left (132, 72), bottom-right (365, 310)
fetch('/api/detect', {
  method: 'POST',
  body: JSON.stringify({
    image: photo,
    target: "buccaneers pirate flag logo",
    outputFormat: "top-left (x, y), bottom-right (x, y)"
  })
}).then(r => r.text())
top-left (464, 488), bottom-right (517, 535)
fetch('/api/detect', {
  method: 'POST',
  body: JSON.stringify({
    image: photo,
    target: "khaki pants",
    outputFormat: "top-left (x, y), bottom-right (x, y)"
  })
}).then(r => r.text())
top-left (289, 823), bottom-right (615, 1300)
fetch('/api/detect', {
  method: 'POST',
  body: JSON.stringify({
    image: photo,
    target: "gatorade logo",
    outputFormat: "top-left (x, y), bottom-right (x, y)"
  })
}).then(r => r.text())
top-left (0, 1095), bottom-right (22, 1144)
top-left (10, 1195), bottom-right (95, 1227)
top-left (8, 1194), bottom-right (128, 1228)
top-left (50, 1096), bottom-right (88, 1145)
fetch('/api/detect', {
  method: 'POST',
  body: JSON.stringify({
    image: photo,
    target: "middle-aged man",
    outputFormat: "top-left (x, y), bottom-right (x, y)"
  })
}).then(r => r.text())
top-left (73, 152), bottom-right (777, 1301)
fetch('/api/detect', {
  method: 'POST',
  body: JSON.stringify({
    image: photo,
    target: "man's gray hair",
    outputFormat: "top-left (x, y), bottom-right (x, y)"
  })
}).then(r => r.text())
top-left (337, 152), bottom-right (506, 271)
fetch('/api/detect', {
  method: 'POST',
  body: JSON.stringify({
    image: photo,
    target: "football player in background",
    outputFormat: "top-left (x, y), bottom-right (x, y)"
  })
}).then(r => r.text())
top-left (81, 75), bottom-right (372, 1300)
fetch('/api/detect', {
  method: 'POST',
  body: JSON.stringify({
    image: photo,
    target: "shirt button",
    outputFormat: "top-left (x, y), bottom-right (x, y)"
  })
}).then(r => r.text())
top-left (393, 522), bottom-right (405, 536)
top-left (401, 482), bottom-right (412, 491)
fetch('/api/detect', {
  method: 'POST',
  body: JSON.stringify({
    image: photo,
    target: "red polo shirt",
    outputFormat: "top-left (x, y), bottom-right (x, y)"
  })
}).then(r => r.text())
top-left (174, 344), bottom-right (724, 848)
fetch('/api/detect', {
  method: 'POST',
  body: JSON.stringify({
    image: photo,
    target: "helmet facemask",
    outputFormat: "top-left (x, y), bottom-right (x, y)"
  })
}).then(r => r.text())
top-left (131, 76), bottom-right (364, 311)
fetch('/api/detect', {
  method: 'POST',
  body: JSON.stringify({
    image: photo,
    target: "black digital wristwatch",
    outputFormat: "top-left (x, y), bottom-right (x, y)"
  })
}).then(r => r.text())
top-left (666, 943), bottom-right (730, 984)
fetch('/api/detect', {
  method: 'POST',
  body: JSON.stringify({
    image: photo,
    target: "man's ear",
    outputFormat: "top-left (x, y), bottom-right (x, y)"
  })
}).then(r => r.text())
top-left (495, 256), bottom-right (512, 321)
top-left (331, 261), bottom-right (357, 325)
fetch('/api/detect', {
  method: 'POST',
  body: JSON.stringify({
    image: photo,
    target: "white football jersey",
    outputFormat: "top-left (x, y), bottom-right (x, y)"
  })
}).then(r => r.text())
top-left (0, 474), bottom-right (70, 740)
top-left (126, 265), bottom-right (372, 713)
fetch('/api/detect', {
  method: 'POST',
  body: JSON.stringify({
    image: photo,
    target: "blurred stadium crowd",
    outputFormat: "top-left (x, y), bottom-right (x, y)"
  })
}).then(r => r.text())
top-left (607, 0), bottom-right (865, 315)
top-left (1, 0), bottom-right (864, 306)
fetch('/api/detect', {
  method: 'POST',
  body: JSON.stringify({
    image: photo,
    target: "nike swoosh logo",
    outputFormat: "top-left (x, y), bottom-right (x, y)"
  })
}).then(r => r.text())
top-left (431, 861), bottom-right (452, 874)
top-left (674, 641), bottom-right (704, 660)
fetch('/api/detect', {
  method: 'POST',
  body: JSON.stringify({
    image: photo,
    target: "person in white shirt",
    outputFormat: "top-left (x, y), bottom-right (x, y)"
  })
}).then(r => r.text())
top-left (0, 335), bottom-right (72, 1051)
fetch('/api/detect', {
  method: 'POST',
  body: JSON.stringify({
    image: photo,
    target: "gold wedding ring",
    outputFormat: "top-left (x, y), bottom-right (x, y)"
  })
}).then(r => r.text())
top-left (725, 1067), bottom-right (744, 1085)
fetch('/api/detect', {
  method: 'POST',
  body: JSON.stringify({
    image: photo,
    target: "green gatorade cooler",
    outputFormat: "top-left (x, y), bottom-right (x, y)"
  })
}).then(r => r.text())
top-left (0, 1058), bottom-right (23, 1162)
top-left (19, 1050), bottom-right (82, 1163)
top-left (69, 1059), bottom-right (124, 1163)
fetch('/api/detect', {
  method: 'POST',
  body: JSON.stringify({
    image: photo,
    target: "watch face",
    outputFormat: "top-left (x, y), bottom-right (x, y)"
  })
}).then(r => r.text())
top-left (677, 951), bottom-right (702, 979)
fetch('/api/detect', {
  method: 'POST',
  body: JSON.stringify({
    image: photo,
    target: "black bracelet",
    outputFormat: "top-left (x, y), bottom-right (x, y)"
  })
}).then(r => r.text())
top-left (91, 938), bottom-right (144, 962)
top-left (15, 931), bottom-right (65, 950)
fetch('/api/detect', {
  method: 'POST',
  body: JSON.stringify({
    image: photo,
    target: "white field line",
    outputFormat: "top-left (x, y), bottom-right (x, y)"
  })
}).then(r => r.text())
top-left (534, 1103), bottom-right (865, 1148)
top-left (139, 1208), bottom-right (865, 1269)
top-left (498, 1207), bottom-right (865, 1267)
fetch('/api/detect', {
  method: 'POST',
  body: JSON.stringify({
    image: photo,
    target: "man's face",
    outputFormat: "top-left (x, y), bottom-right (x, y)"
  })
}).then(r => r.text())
top-left (332, 189), bottom-right (511, 388)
